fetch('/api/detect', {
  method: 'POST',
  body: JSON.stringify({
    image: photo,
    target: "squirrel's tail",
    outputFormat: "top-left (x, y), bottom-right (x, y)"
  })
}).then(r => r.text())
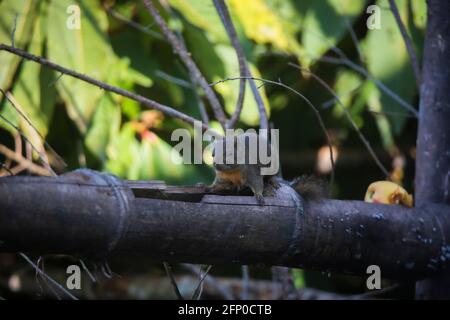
top-left (289, 175), bottom-right (329, 200)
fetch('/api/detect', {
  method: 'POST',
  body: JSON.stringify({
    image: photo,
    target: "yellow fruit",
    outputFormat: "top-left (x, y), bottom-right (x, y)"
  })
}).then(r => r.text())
top-left (364, 181), bottom-right (413, 207)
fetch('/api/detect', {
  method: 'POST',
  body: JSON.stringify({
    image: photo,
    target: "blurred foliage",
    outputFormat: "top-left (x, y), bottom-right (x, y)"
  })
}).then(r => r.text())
top-left (0, 0), bottom-right (423, 190)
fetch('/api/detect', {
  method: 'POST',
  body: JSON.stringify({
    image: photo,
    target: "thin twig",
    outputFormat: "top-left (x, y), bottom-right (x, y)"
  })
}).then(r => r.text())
top-left (213, 0), bottom-right (246, 129)
top-left (317, 55), bottom-right (418, 117)
top-left (164, 6), bottom-right (210, 125)
top-left (0, 144), bottom-right (51, 176)
top-left (0, 162), bottom-right (14, 176)
top-left (19, 253), bottom-right (78, 300)
top-left (0, 113), bottom-right (56, 176)
top-left (47, 72), bottom-right (64, 88)
top-left (163, 262), bottom-right (184, 300)
top-left (214, 0), bottom-right (269, 129)
top-left (388, 0), bottom-right (421, 89)
top-left (210, 76), bottom-right (336, 182)
top-left (289, 63), bottom-right (390, 177)
top-left (0, 89), bottom-right (67, 168)
top-left (104, 5), bottom-right (165, 40)
top-left (142, 0), bottom-right (227, 129)
top-left (35, 256), bottom-right (62, 300)
top-left (11, 14), bottom-right (18, 48)
top-left (0, 43), bottom-right (213, 132)
top-left (155, 70), bottom-right (192, 88)
top-left (181, 264), bottom-right (235, 300)
top-left (241, 265), bottom-right (250, 300)
top-left (79, 259), bottom-right (97, 283)
top-left (105, 4), bottom-right (210, 125)
top-left (344, 17), bottom-right (364, 64)
top-left (299, 24), bottom-right (417, 117)
top-left (191, 265), bottom-right (212, 300)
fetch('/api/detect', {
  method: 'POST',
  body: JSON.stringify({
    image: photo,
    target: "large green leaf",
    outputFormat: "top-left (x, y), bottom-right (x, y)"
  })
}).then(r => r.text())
top-left (85, 94), bottom-right (121, 161)
top-left (0, 0), bottom-right (39, 90)
top-left (10, 3), bottom-right (56, 146)
top-left (229, 0), bottom-right (302, 55)
top-left (46, 0), bottom-right (116, 133)
top-left (168, 0), bottom-right (227, 43)
top-left (361, 0), bottom-right (416, 134)
top-left (332, 69), bottom-right (364, 127)
top-left (299, 0), bottom-right (367, 65)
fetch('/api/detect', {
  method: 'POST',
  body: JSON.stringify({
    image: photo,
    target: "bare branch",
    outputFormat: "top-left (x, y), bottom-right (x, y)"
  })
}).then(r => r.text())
top-left (2, 171), bottom-right (450, 280)
top-left (0, 43), bottom-right (213, 132)
top-left (0, 113), bottom-right (57, 176)
top-left (104, 5), bottom-right (165, 41)
top-left (214, 0), bottom-right (269, 129)
top-left (0, 144), bottom-right (52, 176)
top-left (388, 0), bottom-right (422, 89)
top-left (181, 264), bottom-right (235, 300)
top-left (0, 89), bottom-right (67, 169)
top-left (163, 262), bottom-right (184, 300)
top-left (213, 0), bottom-right (246, 129)
top-left (19, 253), bottom-right (78, 300)
top-left (191, 264), bottom-right (212, 300)
top-left (0, 162), bottom-right (14, 176)
top-left (289, 63), bottom-right (390, 177)
top-left (344, 17), bottom-right (364, 64)
top-left (142, 0), bottom-right (227, 128)
top-left (11, 14), bottom-right (18, 48)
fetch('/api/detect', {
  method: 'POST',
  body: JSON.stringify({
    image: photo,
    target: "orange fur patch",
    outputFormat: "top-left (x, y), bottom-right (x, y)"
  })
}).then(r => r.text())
top-left (217, 168), bottom-right (245, 187)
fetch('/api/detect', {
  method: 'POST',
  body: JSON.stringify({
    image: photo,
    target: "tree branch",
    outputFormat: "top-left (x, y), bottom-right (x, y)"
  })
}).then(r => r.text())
top-left (388, 0), bottom-right (422, 89)
top-left (213, 0), bottom-right (268, 130)
top-left (142, 0), bottom-right (227, 128)
top-left (1, 169), bottom-right (450, 280)
top-left (0, 144), bottom-right (51, 176)
top-left (0, 43), bottom-right (211, 132)
top-left (414, 0), bottom-right (450, 299)
top-left (213, 0), bottom-right (246, 129)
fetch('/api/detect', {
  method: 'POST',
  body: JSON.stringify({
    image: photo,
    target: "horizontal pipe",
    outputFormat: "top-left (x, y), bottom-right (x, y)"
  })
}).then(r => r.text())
top-left (1, 170), bottom-right (449, 280)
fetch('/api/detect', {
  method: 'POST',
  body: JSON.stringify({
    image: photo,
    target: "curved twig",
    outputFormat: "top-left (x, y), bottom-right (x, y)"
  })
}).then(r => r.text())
top-left (388, 0), bottom-right (422, 89)
top-left (289, 63), bottom-right (390, 177)
top-left (213, 0), bottom-right (246, 129)
top-left (213, 0), bottom-right (268, 130)
top-left (142, 0), bottom-right (227, 129)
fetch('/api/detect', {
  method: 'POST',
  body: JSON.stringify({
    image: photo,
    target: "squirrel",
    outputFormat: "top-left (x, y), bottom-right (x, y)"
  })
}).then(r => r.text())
top-left (208, 132), bottom-right (328, 203)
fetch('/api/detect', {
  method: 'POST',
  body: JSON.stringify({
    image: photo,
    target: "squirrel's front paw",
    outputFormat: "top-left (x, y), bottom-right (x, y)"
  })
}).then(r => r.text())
top-left (255, 193), bottom-right (265, 205)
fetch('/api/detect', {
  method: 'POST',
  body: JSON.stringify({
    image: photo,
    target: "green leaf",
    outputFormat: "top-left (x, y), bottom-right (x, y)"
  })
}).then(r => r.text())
top-left (361, 0), bottom-right (416, 134)
top-left (366, 82), bottom-right (395, 150)
top-left (299, 0), bottom-right (367, 66)
top-left (46, 0), bottom-right (116, 133)
top-left (229, 0), bottom-right (302, 55)
top-left (411, 0), bottom-right (427, 30)
top-left (85, 94), bottom-right (121, 161)
top-left (168, 0), bottom-right (227, 43)
top-left (0, 0), bottom-right (40, 90)
top-left (10, 3), bottom-right (56, 146)
top-left (332, 69), bottom-right (363, 126)
top-left (105, 122), bottom-right (196, 182)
